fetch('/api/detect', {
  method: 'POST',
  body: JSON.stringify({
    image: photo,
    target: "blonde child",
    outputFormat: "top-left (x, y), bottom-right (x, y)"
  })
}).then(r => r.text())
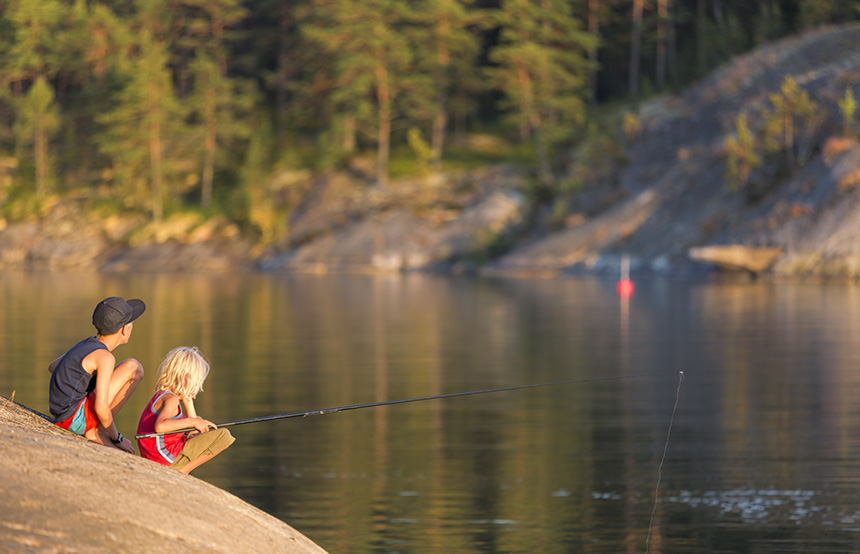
top-left (136, 346), bottom-right (234, 473)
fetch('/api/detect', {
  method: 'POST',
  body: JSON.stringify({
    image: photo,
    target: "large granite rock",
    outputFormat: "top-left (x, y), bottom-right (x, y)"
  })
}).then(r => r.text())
top-left (0, 396), bottom-right (328, 554)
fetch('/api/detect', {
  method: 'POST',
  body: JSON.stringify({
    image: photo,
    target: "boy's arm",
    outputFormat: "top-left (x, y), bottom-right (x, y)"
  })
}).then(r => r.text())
top-left (89, 350), bottom-right (134, 453)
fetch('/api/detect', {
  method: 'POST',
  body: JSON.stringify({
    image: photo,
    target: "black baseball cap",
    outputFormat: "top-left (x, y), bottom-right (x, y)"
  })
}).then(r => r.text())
top-left (92, 297), bottom-right (146, 335)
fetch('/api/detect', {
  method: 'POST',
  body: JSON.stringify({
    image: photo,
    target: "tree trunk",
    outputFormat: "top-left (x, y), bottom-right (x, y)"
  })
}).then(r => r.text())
top-left (532, 117), bottom-right (553, 186)
top-left (431, 13), bottom-right (451, 172)
top-left (656, 0), bottom-right (667, 89)
top-left (376, 61), bottom-right (391, 187)
top-left (518, 65), bottom-right (552, 184)
top-left (667, 0), bottom-right (676, 86)
top-left (588, 0), bottom-right (599, 107)
top-left (202, 88), bottom-right (216, 208)
top-left (276, 3), bottom-right (291, 127)
top-left (12, 80), bottom-right (23, 161)
top-left (35, 117), bottom-right (47, 197)
top-left (149, 83), bottom-right (163, 220)
top-left (150, 120), bottom-right (163, 220)
top-left (712, 0), bottom-right (732, 55)
top-left (785, 109), bottom-right (794, 167)
top-left (629, 0), bottom-right (643, 98)
top-left (343, 113), bottom-right (356, 153)
top-left (696, 0), bottom-right (706, 75)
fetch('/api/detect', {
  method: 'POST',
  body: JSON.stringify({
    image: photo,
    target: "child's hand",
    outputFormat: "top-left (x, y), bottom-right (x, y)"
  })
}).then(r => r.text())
top-left (190, 417), bottom-right (216, 434)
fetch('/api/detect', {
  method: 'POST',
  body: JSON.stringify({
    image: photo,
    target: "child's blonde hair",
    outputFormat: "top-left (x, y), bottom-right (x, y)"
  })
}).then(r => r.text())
top-left (154, 346), bottom-right (210, 400)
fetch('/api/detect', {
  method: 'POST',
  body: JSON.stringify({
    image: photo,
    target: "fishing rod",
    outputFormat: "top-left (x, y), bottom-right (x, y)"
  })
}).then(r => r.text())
top-left (135, 372), bottom-right (673, 440)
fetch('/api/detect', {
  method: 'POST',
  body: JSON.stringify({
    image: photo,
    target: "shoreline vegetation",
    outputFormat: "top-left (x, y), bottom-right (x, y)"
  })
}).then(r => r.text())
top-left (0, 7), bottom-right (860, 280)
top-left (0, 394), bottom-right (330, 554)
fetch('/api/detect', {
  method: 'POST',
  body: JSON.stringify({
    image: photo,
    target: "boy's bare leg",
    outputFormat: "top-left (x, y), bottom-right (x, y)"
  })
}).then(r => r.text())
top-left (107, 358), bottom-right (144, 415)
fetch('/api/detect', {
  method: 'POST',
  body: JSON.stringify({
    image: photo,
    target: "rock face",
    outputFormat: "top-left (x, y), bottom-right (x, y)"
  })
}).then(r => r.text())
top-left (484, 24), bottom-right (860, 280)
top-left (260, 165), bottom-right (527, 273)
top-left (0, 396), bottom-right (328, 554)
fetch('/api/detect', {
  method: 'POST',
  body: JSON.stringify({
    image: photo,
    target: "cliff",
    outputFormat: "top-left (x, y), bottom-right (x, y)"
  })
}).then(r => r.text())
top-left (0, 396), bottom-right (329, 554)
top-left (484, 24), bottom-right (860, 280)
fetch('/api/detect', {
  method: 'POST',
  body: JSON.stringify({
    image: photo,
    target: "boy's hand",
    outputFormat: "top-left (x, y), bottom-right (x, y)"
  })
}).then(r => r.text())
top-left (116, 437), bottom-right (135, 454)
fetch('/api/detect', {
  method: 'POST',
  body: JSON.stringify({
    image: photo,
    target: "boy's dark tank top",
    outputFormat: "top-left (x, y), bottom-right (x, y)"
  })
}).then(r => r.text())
top-left (49, 337), bottom-right (108, 421)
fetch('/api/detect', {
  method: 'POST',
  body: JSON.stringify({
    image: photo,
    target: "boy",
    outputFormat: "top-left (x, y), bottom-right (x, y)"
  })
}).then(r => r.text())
top-left (48, 296), bottom-right (146, 454)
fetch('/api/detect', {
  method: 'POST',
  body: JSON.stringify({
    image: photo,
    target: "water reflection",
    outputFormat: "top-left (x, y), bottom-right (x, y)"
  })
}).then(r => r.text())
top-left (4, 272), bottom-right (860, 553)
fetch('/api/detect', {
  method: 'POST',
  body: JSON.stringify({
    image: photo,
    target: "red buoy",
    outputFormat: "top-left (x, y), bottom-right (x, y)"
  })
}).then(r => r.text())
top-left (617, 278), bottom-right (635, 297)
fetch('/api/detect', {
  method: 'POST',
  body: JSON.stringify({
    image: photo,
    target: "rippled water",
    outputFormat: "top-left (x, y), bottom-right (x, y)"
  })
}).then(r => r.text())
top-left (3, 272), bottom-right (860, 553)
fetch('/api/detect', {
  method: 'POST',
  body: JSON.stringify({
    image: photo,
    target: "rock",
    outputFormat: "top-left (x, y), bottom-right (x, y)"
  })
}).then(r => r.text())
top-left (0, 396), bottom-right (328, 554)
top-left (262, 176), bottom-right (527, 273)
top-left (688, 245), bottom-right (783, 273)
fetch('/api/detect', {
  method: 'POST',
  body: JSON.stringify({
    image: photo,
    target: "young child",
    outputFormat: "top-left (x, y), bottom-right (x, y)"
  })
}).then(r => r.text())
top-left (136, 346), bottom-right (234, 473)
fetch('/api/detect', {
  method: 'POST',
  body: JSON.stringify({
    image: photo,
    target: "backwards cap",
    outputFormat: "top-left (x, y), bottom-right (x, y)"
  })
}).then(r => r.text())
top-left (92, 297), bottom-right (146, 335)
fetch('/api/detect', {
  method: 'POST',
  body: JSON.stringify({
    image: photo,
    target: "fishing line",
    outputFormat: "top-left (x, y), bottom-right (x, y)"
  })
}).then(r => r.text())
top-left (135, 371), bottom-right (678, 439)
top-left (645, 370), bottom-right (685, 554)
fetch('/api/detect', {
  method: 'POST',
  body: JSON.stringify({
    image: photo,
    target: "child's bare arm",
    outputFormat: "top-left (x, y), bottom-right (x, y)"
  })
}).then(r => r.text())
top-left (182, 397), bottom-right (198, 419)
top-left (155, 394), bottom-right (216, 434)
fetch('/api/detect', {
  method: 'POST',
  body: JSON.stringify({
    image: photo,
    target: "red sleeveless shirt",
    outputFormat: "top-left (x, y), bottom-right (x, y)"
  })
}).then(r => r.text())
top-left (136, 391), bottom-right (187, 466)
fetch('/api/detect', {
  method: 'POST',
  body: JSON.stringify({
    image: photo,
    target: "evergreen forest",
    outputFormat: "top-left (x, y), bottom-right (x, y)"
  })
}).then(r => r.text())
top-left (1, 0), bottom-right (858, 237)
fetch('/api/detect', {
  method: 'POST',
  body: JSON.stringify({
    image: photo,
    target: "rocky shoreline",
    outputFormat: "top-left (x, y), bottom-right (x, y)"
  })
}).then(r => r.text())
top-left (0, 396), bottom-right (329, 554)
top-left (3, 26), bottom-right (860, 281)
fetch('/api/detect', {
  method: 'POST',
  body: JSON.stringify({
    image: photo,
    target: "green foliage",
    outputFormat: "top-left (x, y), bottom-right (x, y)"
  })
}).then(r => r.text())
top-left (4, 0), bottom-right (69, 81)
top-left (406, 127), bottom-right (433, 174)
top-left (622, 111), bottom-right (642, 143)
top-left (0, 0), bottom-right (857, 227)
top-left (761, 76), bottom-right (824, 167)
top-left (564, 120), bottom-right (626, 193)
top-left (486, 0), bottom-right (594, 184)
top-left (838, 87), bottom-right (857, 138)
top-left (97, 30), bottom-right (187, 219)
top-left (13, 76), bottom-right (59, 196)
top-left (724, 112), bottom-right (761, 191)
top-left (798, 0), bottom-right (854, 27)
top-left (723, 76), bottom-right (826, 195)
top-left (186, 50), bottom-right (255, 207)
top-left (300, 0), bottom-right (416, 185)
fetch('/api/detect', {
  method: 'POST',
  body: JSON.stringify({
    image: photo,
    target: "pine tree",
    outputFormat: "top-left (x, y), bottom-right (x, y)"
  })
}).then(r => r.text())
top-left (3, 0), bottom-right (68, 163)
top-left (14, 76), bottom-right (59, 196)
top-left (4, 0), bottom-right (67, 83)
top-left (412, 0), bottom-right (483, 170)
top-left (724, 112), bottom-right (760, 191)
top-left (98, 30), bottom-right (185, 219)
top-left (187, 51), bottom-right (253, 207)
top-left (762, 76), bottom-right (823, 167)
top-left (302, 0), bottom-right (414, 186)
top-left (488, 0), bottom-right (593, 184)
top-left (628, 0), bottom-right (644, 98)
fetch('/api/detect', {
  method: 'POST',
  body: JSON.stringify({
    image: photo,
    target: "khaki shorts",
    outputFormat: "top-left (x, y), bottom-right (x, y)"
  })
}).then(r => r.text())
top-left (170, 428), bottom-right (235, 471)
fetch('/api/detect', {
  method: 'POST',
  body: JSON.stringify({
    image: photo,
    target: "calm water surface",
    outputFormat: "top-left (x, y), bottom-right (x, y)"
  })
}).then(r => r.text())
top-left (3, 271), bottom-right (860, 553)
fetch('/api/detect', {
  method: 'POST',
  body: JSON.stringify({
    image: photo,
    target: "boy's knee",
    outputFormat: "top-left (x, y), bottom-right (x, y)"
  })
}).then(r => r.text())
top-left (120, 358), bottom-right (144, 382)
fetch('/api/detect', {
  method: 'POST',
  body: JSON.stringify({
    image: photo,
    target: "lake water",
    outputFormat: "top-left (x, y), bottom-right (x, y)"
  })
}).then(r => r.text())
top-left (3, 271), bottom-right (860, 553)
